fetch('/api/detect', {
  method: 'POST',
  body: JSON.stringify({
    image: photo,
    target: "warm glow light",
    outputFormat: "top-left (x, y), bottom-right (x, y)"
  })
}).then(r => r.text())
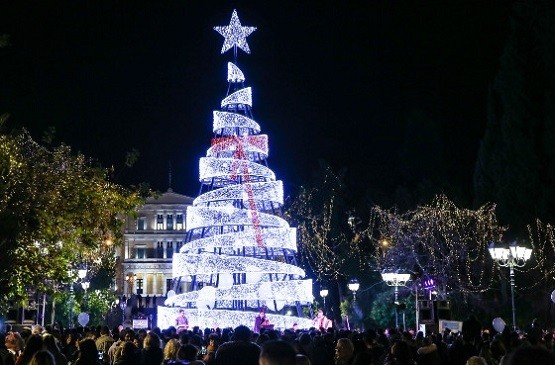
top-left (381, 272), bottom-right (411, 286)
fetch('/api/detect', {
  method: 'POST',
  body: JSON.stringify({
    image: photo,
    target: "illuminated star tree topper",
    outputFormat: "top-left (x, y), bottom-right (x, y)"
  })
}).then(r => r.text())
top-left (214, 9), bottom-right (257, 55)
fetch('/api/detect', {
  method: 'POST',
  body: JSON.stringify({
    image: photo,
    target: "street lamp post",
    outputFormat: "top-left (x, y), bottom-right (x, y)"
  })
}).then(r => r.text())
top-left (319, 288), bottom-right (329, 310)
top-left (381, 271), bottom-right (411, 330)
top-left (488, 241), bottom-right (532, 331)
top-left (348, 279), bottom-right (360, 330)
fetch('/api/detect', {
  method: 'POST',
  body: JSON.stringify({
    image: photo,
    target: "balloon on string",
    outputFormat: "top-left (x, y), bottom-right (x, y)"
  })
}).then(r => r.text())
top-left (77, 312), bottom-right (90, 327)
top-left (551, 289), bottom-right (555, 304)
top-left (492, 317), bottom-right (506, 333)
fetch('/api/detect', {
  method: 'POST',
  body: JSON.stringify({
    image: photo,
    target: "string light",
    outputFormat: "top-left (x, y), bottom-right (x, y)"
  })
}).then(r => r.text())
top-left (227, 62), bottom-right (245, 82)
top-left (199, 157), bottom-right (275, 184)
top-left (221, 87), bottom-right (252, 108)
top-left (213, 111), bottom-right (261, 134)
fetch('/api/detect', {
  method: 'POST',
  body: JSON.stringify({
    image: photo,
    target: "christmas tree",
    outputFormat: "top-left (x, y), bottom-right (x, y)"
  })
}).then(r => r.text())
top-left (158, 10), bottom-right (313, 330)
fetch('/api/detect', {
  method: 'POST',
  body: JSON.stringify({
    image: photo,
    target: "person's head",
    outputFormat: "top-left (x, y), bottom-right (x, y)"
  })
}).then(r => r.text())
top-left (5, 331), bottom-right (24, 352)
top-left (390, 340), bottom-right (413, 363)
top-left (259, 309), bottom-right (266, 318)
top-left (22, 334), bottom-right (44, 358)
top-left (466, 356), bottom-right (487, 365)
top-left (163, 338), bottom-right (180, 361)
top-left (179, 309), bottom-right (185, 317)
top-left (28, 350), bottom-right (56, 365)
top-left (176, 344), bottom-right (199, 361)
top-left (233, 325), bottom-right (252, 342)
top-left (100, 325), bottom-right (110, 336)
top-left (42, 334), bottom-right (61, 354)
top-left (77, 338), bottom-right (100, 361)
top-left (121, 341), bottom-right (137, 357)
top-left (335, 338), bottom-right (354, 365)
top-left (259, 340), bottom-right (296, 365)
top-left (505, 346), bottom-right (555, 365)
top-left (143, 332), bottom-right (161, 350)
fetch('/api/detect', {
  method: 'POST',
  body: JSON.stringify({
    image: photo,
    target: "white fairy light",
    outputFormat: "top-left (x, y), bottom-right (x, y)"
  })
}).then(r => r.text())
top-left (199, 157), bottom-right (275, 184)
top-left (221, 87), bottom-right (252, 108)
top-left (186, 206), bottom-right (289, 231)
top-left (158, 307), bottom-right (313, 332)
top-left (181, 227), bottom-right (296, 253)
top-left (214, 9), bottom-right (257, 54)
top-left (228, 62), bottom-right (245, 82)
top-left (213, 111), bottom-right (261, 134)
top-left (193, 180), bottom-right (283, 207)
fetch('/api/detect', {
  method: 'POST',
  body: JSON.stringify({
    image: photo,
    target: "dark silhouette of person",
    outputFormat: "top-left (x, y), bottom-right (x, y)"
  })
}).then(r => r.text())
top-left (214, 325), bottom-right (260, 365)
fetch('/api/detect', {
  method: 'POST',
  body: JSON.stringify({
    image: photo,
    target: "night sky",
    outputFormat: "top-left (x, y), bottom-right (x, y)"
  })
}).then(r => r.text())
top-left (0, 1), bottom-right (512, 202)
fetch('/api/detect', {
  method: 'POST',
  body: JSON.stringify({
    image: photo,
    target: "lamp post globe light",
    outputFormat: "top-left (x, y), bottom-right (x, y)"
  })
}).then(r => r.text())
top-left (348, 279), bottom-right (360, 301)
top-left (381, 271), bottom-right (411, 330)
top-left (319, 288), bottom-right (329, 309)
top-left (488, 241), bottom-right (532, 331)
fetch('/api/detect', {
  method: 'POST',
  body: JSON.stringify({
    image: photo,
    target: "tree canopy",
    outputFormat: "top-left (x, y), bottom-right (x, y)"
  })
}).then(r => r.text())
top-left (0, 122), bottom-right (142, 313)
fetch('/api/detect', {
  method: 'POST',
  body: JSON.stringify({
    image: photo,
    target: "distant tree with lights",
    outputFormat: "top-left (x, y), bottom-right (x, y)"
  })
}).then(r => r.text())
top-left (286, 161), bottom-right (368, 283)
top-left (366, 195), bottom-right (505, 314)
top-left (0, 122), bottom-right (142, 314)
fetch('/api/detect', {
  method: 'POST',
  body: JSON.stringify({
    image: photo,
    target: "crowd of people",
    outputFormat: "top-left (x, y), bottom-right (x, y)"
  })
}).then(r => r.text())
top-left (1, 313), bottom-right (555, 365)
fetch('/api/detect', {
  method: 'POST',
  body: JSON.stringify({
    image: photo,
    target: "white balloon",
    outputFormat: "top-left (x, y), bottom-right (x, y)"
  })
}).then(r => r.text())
top-left (492, 317), bottom-right (506, 333)
top-left (77, 312), bottom-right (90, 327)
top-left (167, 290), bottom-right (176, 298)
top-left (551, 289), bottom-right (555, 304)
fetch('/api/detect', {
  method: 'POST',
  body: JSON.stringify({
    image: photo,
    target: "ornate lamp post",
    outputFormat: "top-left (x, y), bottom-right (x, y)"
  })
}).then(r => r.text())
top-left (381, 271), bottom-right (411, 330)
top-left (319, 288), bottom-right (329, 310)
top-left (488, 241), bottom-right (532, 331)
top-left (348, 279), bottom-right (360, 330)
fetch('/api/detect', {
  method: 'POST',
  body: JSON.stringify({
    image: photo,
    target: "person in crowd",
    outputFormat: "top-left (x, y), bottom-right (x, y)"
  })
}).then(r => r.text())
top-left (115, 342), bottom-right (138, 365)
top-left (259, 340), bottom-right (296, 365)
top-left (504, 345), bottom-right (555, 365)
top-left (175, 310), bottom-right (189, 334)
top-left (140, 332), bottom-right (163, 365)
top-left (465, 356), bottom-right (487, 365)
top-left (62, 332), bottom-right (79, 363)
top-left (74, 338), bottom-right (103, 365)
top-left (214, 325), bottom-right (260, 365)
top-left (383, 340), bottom-right (415, 365)
top-left (203, 333), bottom-right (220, 365)
top-left (163, 339), bottom-right (181, 365)
top-left (334, 338), bottom-right (354, 365)
top-left (253, 309), bottom-right (271, 334)
top-left (313, 309), bottom-right (332, 331)
top-left (15, 334), bottom-right (43, 365)
top-left (173, 344), bottom-right (204, 365)
top-left (0, 332), bottom-right (15, 365)
top-left (27, 351), bottom-right (55, 365)
top-left (5, 332), bottom-right (24, 363)
top-left (94, 326), bottom-right (114, 364)
top-left (416, 336), bottom-right (440, 365)
top-left (42, 333), bottom-right (68, 365)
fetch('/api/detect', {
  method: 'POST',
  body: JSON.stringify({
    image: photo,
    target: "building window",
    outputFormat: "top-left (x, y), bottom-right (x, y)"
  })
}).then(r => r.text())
top-left (176, 214), bottom-right (184, 230)
top-left (137, 247), bottom-right (145, 259)
top-left (166, 242), bottom-right (173, 259)
top-left (157, 242), bottom-right (164, 258)
top-left (156, 214), bottom-right (164, 230)
top-left (167, 214), bottom-right (173, 230)
top-left (176, 241), bottom-right (183, 253)
top-left (166, 278), bottom-right (173, 294)
top-left (137, 217), bottom-right (146, 231)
